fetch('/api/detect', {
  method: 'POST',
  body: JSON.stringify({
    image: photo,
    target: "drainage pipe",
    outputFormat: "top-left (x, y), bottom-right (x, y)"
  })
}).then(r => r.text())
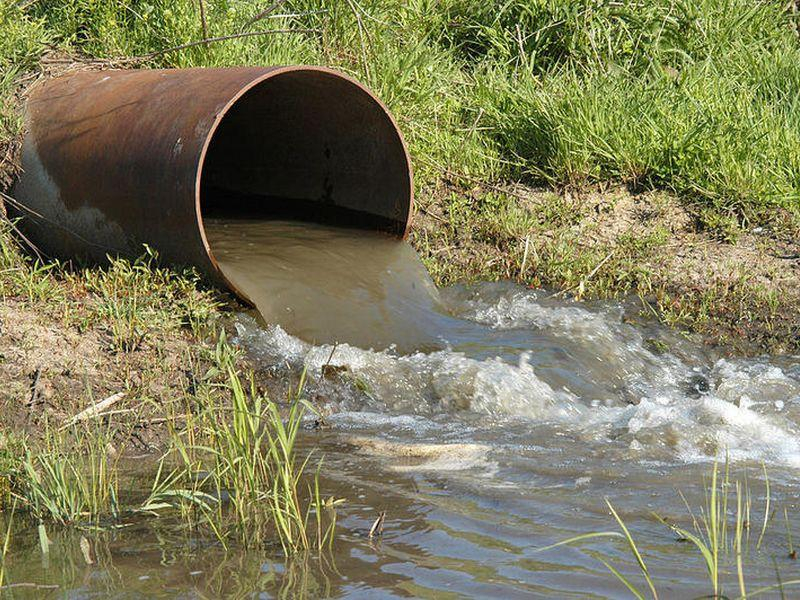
top-left (11, 67), bottom-right (413, 300)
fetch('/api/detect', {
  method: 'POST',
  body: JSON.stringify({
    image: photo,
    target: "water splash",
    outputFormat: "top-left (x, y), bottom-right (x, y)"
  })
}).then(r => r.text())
top-left (234, 283), bottom-right (800, 468)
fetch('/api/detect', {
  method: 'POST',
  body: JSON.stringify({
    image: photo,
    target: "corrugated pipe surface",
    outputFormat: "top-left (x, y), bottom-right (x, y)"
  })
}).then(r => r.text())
top-left (11, 67), bottom-right (413, 300)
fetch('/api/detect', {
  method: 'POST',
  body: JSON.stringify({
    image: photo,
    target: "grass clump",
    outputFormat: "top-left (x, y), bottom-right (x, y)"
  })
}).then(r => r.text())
top-left (151, 366), bottom-right (338, 555)
top-left (20, 433), bottom-right (120, 526)
top-left (70, 246), bottom-right (221, 351)
top-left (543, 461), bottom-right (800, 598)
top-left (5, 343), bottom-right (337, 554)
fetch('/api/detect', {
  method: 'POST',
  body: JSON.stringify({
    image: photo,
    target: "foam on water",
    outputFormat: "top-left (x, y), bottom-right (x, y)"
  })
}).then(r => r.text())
top-left (206, 218), bottom-right (800, 468)
top-left (233, 283), bottom-right (800, 468)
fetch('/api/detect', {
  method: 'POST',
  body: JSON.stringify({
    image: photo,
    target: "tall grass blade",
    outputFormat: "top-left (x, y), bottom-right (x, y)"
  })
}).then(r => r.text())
top-left (606, 500), bottom-right (658, 600)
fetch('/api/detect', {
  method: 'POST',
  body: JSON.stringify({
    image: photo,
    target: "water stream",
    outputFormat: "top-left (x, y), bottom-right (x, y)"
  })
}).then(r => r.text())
top-left (206, 218), bottom-right (800, 597)
top-left (4, 218), bottom-right (799, 597)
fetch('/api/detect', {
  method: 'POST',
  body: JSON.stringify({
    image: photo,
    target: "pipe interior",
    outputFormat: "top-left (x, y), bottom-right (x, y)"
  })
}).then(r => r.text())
top-left (200, 70), bottom-right (411, 234)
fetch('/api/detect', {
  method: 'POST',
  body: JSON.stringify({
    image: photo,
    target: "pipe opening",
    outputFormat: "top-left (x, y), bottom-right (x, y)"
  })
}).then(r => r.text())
top-left (199, 68), bottom-right (412, 236)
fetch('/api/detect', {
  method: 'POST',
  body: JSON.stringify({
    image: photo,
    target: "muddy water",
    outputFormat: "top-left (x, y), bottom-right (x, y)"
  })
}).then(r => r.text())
top-left (204, 218), bottom-right (455, 352)
top-left (5, 221), bottom-right (800, 597)
top-left (209, 219), bottom-right (800, 596)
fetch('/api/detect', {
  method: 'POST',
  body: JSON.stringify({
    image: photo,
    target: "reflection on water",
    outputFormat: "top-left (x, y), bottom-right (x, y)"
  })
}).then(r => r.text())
top-left (5, 222), bottom-right (800, 597)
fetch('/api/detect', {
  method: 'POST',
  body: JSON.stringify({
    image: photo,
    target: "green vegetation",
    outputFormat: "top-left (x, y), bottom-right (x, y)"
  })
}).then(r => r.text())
top-left (0, 214), bottom-right (334, 556)
top-left (146, 366), bottom-right (339, 554)
top-left (1, 349), bottom-right (336, 553)
top-left (543, 462), bottom-right (800, 599)
top-left (5, 0), bottom-right (800, 228)
top-left (0, 1), bottom-right (799, 591)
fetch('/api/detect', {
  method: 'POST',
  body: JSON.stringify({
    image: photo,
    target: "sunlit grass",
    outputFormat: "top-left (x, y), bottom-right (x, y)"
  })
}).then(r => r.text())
top-left (2, 0), bottom-right (795, 232)
top-left (157, 367), bottom-right (340, 554)
top-left (541, 461), bottom-right (800, 598)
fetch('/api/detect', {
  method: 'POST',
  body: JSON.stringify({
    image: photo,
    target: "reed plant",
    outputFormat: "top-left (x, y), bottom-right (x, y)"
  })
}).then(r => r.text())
top-left (541, 461), bottom-right (800, 599)
top-left (8, 356), bottom-right (338, 556)
top-left (147, 367), bottom-right (339, 555)
top-left (18, 423), bottom-right (121, 526)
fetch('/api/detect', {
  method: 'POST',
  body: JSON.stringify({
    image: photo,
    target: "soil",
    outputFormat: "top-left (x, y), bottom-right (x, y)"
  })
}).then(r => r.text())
top-left (0, 298), bottom-right (212, 453)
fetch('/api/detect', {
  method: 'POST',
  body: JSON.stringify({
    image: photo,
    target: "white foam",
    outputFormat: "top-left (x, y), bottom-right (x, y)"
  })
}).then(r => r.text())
top-left (233, 283), bottom-right (800, 468)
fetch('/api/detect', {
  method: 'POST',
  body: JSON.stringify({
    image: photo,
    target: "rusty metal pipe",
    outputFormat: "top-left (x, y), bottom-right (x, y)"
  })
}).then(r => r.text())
top-left (11, 67), bottom-right (413, 301)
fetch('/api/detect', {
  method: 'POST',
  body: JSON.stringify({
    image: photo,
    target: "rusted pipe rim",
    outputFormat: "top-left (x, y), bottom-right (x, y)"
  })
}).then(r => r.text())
top-left (194, 66), bottom-right (413, 303)
top-left (13, 66), bottom-right (413, 304)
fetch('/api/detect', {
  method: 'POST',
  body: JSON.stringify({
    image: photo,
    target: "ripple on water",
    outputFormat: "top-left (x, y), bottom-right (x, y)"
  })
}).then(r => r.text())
top-left (234, 282), bottom-right (800, 469)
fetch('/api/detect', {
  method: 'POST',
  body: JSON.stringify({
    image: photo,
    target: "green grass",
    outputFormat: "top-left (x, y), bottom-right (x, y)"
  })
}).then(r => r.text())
top-left (2, 342), bottom-right (336, 555)
top-left (1, 0), bottom-right (797, 231)
top-left (70, 246), bottom-right (221, 351)
top-left (0, 213), bottom-right (331, 553)
top-left (151, 366), bottom-right (339, 554)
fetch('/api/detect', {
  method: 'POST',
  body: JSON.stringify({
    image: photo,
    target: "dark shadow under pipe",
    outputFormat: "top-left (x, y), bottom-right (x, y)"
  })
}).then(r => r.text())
top-left (11, 67), bottom-right (413, 302)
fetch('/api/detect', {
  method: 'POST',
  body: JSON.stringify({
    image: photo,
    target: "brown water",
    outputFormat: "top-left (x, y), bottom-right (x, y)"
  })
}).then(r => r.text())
top-left (5, 219), bottom-right (800, 597)
top-left (204, 218), bottom-right (452, 352)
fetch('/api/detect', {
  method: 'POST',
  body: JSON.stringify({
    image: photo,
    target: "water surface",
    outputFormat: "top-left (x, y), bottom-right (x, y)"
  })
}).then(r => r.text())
top-left (204, 219), bottom-right (452, 352)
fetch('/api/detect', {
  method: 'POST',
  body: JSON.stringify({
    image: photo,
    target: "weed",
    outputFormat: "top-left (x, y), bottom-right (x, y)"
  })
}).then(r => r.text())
top-left (542, 461), bottom-right (800, 598)
top-left (73, 247), bottom-right (221, 351)
top-left (148, 367), bottom-right (339, 554)
top-left (18, 424), bottom-right (122, 526)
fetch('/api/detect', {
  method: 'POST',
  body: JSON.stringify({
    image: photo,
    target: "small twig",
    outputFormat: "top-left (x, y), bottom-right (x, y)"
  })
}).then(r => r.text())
top-left (345, 0), bottom-right (373, 79)
top-left (123, 29), bottom-right (319, 63)
top-left (0, 193), bottom-right (46, 261)
top-left (318, 342), bottom-right (339, 384)
top-left (550, 250), bottom-right (615, 299)
top-left (417, 205), bottom-right (446, 223)
top-left (1, 191), bottom-right (111, 255)
top-left (197, 0), bottom-right (209, 42)
top-left (240, 0), bottom-right (288, 32)
top-left (466, 108), bottom-right (485, 138)
top-left (0, 583), bottom-right (59, 590)
top-left (27, 368), bottom-right (41, 408)
top-left (368, 511), bottom-right (386, 538)
top-left (519, 235), bottom-right (531, 280)
top-left (133, 417), bottom-right (170, 427)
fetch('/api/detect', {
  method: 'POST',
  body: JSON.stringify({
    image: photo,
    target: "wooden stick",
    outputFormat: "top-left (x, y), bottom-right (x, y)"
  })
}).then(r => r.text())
top-left (197, 0), bottom-right (209, 41)
top-left (240, 0), bottom-right (288, 32)
top-left (519, 235), bottom-right (531, 281)
top-left (62, 392), bottom-right (125, 429)
top-left (549, 250), bottom-right (615, 299)
top-left (114, 28), bottom-right (318, 64)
